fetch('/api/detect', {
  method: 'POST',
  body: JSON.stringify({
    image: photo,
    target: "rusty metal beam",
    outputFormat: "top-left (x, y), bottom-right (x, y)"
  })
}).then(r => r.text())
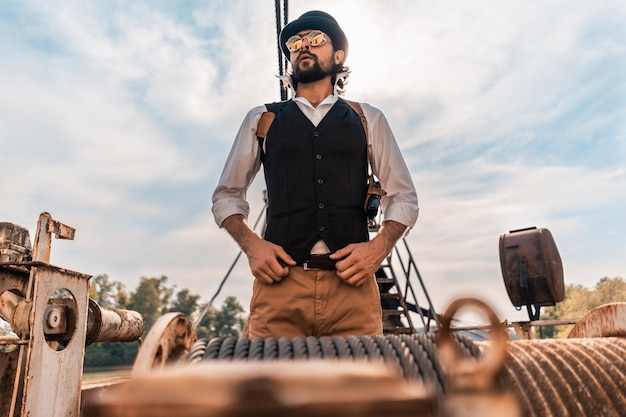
top-left (86, 300), bottom-right (144, 345)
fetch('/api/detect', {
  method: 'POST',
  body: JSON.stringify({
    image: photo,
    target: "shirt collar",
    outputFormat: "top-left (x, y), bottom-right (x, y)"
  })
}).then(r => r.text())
top-left (276, 69), bottom-right (350, 102)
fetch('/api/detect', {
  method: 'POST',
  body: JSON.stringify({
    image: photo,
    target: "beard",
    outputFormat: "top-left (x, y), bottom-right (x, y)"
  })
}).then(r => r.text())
top-left (292, 53), bottom-right (334, 85)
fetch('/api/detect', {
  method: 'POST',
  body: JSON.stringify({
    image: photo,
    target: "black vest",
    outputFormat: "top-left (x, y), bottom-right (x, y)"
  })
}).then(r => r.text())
top-left (261, 99), bottom-right (369, 263)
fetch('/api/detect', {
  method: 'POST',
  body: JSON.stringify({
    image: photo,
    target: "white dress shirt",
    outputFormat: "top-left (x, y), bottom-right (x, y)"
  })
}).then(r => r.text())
top-left (212, 80), bottom-right (419, 244)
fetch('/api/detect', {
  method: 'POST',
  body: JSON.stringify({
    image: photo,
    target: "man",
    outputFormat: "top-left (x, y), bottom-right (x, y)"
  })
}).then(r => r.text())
top-left (212, 11), bottom-right (419, 339)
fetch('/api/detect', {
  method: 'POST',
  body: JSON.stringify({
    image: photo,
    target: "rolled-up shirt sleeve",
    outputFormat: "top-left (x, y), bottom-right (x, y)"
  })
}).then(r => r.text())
top-left (212, 106), bottom-right (266, 227)
top-left (362, 103), bottom-right (419, 232)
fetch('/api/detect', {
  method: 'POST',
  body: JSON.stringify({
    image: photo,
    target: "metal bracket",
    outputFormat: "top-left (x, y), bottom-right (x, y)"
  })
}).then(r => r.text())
top-left (519, 257), bottom-right (541, 321)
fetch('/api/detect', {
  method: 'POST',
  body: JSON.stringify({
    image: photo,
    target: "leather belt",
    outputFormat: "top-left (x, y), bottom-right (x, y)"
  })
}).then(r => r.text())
top-left (300, 254), bottom-right (336, 271)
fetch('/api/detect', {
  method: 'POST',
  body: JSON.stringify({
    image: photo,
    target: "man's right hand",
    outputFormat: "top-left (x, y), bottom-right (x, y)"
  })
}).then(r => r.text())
top-left (222, 214), bottom-right (296, 284)
top-left (244, 238), bottom-right (295, 284)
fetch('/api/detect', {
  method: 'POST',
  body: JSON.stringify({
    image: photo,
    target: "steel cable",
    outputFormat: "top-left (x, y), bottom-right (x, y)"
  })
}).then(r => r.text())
top-left (233, 337), bottom-right (250, 360)
top-left (319, 336), bottom-right (337, 358)
top-left (217, 337), bottom-right (237, 360)
top-left (203, 337), bottom-right (223, 360)
top-left (278, 336), bottom-right (293, 359)
top-left (187, 338), bottom-right (209, 364)
top-left (186, 335), bottom-right (626, 417)
top-left (188, 334), bottom-right (470, 391)
top-left (332, 336), bottom-right (352, 359)
top-left (500, 338), bottom-right (626, 417)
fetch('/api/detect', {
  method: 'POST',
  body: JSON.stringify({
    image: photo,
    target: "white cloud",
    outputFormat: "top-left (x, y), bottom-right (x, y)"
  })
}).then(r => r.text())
top-left (1, 1), bottom-right (623, 325)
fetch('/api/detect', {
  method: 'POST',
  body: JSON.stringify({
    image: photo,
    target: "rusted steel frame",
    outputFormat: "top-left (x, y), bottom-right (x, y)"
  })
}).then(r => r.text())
top-left (0, 266), bottom-right (29, 417)
top-left (31, 212), bottom-right (75, 264)
top-left (450, 318), bottom-right (579, 333)
top-left (12, 264), bottom-right (91, 417)
top-left (447, 318), bottom-right (580, 340)
top-left (4, 213), bottom-right (89, 417)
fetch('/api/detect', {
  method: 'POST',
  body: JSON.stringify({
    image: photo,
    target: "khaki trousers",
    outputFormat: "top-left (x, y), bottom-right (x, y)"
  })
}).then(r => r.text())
top-left (248, 266), bottom-right (383, 339)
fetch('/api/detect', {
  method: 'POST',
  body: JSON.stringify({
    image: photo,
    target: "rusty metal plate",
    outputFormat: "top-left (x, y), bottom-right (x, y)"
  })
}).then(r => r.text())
top-left (568, 302), bottom-right (626, 338)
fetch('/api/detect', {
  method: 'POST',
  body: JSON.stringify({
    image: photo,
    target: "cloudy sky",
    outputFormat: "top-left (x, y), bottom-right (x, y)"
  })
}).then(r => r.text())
top-left (1, 0), bottom-right (624, 325)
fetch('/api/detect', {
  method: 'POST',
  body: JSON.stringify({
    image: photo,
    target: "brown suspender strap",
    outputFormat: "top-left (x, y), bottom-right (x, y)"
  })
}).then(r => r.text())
top-left (343, 99), bottom-right (368, 141)
top-left (257, 100), bottom-right (367, 139)
top-left (343, 100), bottom-right (385, 196)
top-left (256, 111), bottom-right (276, 139)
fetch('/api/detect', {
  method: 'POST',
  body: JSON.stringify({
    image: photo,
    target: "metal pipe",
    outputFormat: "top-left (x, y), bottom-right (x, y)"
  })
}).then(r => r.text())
top-left (90, 307), bottom-right (144, 344)
top-left (85, 299), bottom-right (144, 345)
top-left (0, 290), bottom-right (22, 323)
top-left (1, 292), bottom-right (143, 345)
top-left (0, 291), bottom-right (31, 338)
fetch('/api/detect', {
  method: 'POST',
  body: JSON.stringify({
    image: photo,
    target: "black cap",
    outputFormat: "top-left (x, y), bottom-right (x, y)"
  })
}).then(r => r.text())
top-left (279, 11), bottom-right (348, 63)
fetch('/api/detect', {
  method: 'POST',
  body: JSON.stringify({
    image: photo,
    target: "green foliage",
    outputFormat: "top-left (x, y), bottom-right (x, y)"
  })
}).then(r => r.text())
top-left (84, 273), bottom-right (214, 368)
top-left (196, 296), bottom-right (246, 339)
top-left (169, 288), bottom-right (201, 317)
top-left (541, 276), bottom-right (626, 338)
top-left (90, 274), bottom-right (118, 307)
top-left (84, 341), bottom-right (138, 367)
top-left (127, 276), bottom-right (169, 332)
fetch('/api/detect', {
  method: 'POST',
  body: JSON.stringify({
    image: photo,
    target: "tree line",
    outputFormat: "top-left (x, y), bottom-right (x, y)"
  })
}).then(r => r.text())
top-left (540, 276), bottom-right (626, 338)
top-left (84, 274), bottom-right (245, 367)
top-left (2, 276), bottom-right (624, 357)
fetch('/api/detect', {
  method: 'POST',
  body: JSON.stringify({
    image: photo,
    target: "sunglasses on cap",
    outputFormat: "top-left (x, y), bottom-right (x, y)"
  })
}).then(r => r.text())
top-left (285, 30), bottom-right (327, 53)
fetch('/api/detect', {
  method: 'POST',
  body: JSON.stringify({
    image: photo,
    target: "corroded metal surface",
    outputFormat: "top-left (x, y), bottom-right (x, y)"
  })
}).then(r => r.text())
top-left (32, 212), bottom-right (75, 264)
top-left (0, 290), bottom-right (23, 326)
top-left (2, 213), bottom-right (91, 417)
top-left (131, 312), bottom-right (197, 377)
top-left (0, 222), bottom-right (31, 263)
top-left (499, 227), bottom-right (564, 307)
top-left (18, 263), bottom-right (91, 417)
top-left (438, 298), bottom-right (520, 417)
top-left (0, 263), bottom-right (29, 417)
top-left (568, 302), bottom-right (626, 338)
top-left (500, 337), bottom-right (626, 417)
top-left (439, 298), bottom-right (509, 391)
top-left (2, 213), bottom-right (145, 417)
top-left (96, 308), bottom-right (144, 343)
top-left (85, 299), bottom-right (144, 345)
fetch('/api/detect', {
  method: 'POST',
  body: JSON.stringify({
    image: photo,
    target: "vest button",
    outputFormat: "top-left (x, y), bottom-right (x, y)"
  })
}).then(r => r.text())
top-left (318, 226), bottom-right (325, 232)
top-left (315, 154), bottom-right (322, 160)
top-left (318, 203), bottom-right (325, 209)
top-left (313, 131), bottom-right (320, 137)
top-left (317, 179), bottom-right (324, 184)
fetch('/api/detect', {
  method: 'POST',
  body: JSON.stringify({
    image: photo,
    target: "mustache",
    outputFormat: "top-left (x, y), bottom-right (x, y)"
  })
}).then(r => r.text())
top-left (297, 52), bottom-right (317, 63)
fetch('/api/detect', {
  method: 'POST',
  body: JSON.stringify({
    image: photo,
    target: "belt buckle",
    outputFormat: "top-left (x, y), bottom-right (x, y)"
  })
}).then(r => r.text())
top-left (303, 262), bottom-right (321, 271)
